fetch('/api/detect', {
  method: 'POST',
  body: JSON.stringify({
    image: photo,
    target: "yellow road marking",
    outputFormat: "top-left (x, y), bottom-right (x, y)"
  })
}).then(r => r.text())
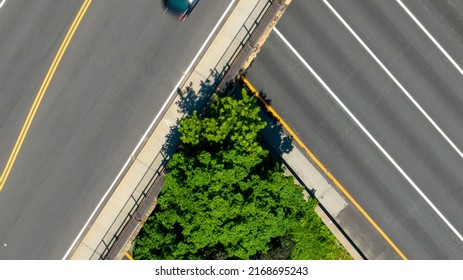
top-left (125, 252), bottom-right (134, 260)
top-left (0, 0), bottom-right (92, 191)
top-left (241, 76), bottom-right (408, 260)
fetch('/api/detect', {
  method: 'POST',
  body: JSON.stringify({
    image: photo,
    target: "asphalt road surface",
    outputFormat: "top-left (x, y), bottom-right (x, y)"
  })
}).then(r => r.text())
top-left (0, 0), bottom-right (232, 259)
top-left (247, 0), bottom-right (463, 259)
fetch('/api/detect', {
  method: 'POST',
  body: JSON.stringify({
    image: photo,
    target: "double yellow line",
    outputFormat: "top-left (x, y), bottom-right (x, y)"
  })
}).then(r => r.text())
top-left (242, 76), bottom-right (407, 260)
top-left (0, 0), bottom-right (93, 191)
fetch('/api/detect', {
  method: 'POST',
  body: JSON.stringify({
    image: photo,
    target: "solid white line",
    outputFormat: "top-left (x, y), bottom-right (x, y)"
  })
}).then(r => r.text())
top-left (322, 0), bottom-right (463, 160)
top-left (62, 0), bottom-right (237, 260)
top-left (0, 0), bottom-right (6, 8)
top-left (396, 0), bottom-right (463, 77)
top-left (273, 27), bottom-right (463, 243)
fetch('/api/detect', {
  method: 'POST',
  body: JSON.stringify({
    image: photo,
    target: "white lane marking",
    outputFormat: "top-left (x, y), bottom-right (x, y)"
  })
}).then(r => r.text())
top-left (273, 26), bottom-right (463, 243)
top-left (322, 0), bottom-right (463, 160)
top-left (397, 0), bottom-right (463, 77)
top-left (0, 0), bottom-right (6, 8)
top-left (62, 0), bottom-right (238, 260)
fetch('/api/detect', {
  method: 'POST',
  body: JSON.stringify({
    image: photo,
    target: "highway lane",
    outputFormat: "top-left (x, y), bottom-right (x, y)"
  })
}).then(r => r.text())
top-left (0, 1), bottom-right (84, 184)
top-left (0, 0), bottom-right (233, 259)
top-left (399, 0), bottom-right (463, 70)
top-left (324, 0), bottom-right (463, 256)
top-left (246, 0), bottom-right (463, 259)
top-left (326, 0), bottom-right (463, 160)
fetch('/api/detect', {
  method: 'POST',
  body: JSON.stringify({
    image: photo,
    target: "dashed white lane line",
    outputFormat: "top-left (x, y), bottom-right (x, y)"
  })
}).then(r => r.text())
top-left (396, 0), bottom-right (463, 77)
top-left (0, 0), bottom-right (6, 8)
top-left (62, 0), bottom-right (238, 260)
top-left (273, 26), bottom-right (463, 244)
top-left (322, 0), bottom-right (463, 160)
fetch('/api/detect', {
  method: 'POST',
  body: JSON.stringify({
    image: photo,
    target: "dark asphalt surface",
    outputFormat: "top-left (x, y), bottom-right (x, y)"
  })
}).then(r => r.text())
top-left (0, 0), bottom-right (232, 259)
top-left (247, 0), bottom-right (463, 259)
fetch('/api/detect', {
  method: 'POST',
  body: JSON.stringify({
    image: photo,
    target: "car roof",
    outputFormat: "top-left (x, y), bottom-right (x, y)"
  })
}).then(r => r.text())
top-left (165, 0), bottom-right (190, 13)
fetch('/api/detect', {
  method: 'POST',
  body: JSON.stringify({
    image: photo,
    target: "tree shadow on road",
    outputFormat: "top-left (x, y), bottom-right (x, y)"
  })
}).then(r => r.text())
top-left (236, 82), bottom-right (318, 197)
top-left (160, 70), bottom-right (221, 166)
top-left (160, 73), bottom-right (298, 176)
top-left (236, 82), bottom-right (294, 158)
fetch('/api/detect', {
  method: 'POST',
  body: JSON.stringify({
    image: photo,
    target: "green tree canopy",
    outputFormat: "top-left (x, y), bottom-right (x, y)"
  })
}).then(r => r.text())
top-left (133, 89), bottom-right (350, 260)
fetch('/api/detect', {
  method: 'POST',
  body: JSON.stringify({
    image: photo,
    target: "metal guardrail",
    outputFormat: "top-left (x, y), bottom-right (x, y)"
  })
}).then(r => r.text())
top-left (217, 0), bottom-right (286, 92)
top-left (102, 167), bottom-right (165, 260)
top-left (208, 0), bottom-right (273, 87)
top-left (93, 152), bottom-right (165, 260)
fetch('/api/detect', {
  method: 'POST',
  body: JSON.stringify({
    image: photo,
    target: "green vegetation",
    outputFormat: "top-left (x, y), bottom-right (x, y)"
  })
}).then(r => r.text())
top-left (133, 89), bottom-right (351, 260)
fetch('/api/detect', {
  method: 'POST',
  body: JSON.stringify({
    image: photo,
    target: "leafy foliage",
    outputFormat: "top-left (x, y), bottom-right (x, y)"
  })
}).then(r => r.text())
top-left (133, 89), bottom-right (350, 260)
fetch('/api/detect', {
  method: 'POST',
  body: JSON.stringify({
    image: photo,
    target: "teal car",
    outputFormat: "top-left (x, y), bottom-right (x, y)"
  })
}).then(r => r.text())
top-left (163, 0), bottom-right (199, 21)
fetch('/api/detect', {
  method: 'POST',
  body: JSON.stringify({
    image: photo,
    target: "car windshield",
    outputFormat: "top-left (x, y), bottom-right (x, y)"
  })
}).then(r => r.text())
top-left (166, 0), bottom-right (190, 13)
